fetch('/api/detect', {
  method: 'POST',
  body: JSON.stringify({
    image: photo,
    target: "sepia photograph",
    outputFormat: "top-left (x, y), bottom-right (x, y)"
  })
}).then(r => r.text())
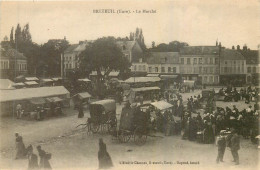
top-left (0, 0), bottom-right (259, 169)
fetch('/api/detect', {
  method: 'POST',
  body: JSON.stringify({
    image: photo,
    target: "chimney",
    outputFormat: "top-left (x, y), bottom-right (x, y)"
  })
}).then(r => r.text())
top-left (237, 45), bottom-right (240, 50)
top-left (232, 46), bottom-right (235, 50)
top-left (216, 40), bottom-right (218, 46)
top-left (64, 36), bottom-right (66, 40)
top-left (243, 44), bottom-right (247, 51)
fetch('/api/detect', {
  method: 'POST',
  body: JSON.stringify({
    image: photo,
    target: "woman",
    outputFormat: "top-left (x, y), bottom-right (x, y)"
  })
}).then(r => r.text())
top-left (27, 145), bottom-right (39, 170)
top-left (15, 133), bottom-right (26, 159)
top-left (98, 138), bottom-right (113, 169)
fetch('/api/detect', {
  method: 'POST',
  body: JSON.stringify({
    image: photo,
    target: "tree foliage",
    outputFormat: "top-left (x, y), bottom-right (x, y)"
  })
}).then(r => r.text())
top-left (149, 40), bottom-right (189, 52)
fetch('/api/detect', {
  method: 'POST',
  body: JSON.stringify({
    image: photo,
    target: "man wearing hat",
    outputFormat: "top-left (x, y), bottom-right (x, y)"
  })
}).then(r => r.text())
top-left (230, 129), bottom-right (240, 165)
top-left (216, 130), bottom-right (226, 163)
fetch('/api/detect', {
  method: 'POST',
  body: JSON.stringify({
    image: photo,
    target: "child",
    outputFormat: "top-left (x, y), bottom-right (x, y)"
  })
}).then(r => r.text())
top-left (216, 130), bottom-right (226, 163)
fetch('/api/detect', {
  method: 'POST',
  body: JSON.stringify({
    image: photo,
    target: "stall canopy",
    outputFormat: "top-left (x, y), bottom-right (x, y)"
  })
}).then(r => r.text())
top-left (0, 86), bottom-right (70, 102)
top-left (52, 77), bottom-right (62, 81)
top-left (0, 79), bottom-right (15, 90)
top-left (151, 101), bottom-right (173, 110)
top-left (132, 86), bottom-right (160, 92)
top-left (146, 74), bottom-right (159, 77)
top-left (24, 81), bottom-right (38, 85)
top-left (90, 71), bottom-right (119, 77)
top-left (78, 78), bottom-right (91, 82)
top-left (25, 77), bottom-right (39, 81)
top-left (124, 77), bottom-right (161, 83)
top-left (41, 79), bottom-right (53, 82)
top-left (160, 75), bottom-right (178, 79)
top-left (46, 97), bottom-right (63, 102)
top-left (13, 82), bottom-right (25, 86)
top-left (183, 80), bottom-right (195, 87)
top-left (30, 98), bottom-right (46, 105)
top-left (77, 92), bottom-right (91, 99)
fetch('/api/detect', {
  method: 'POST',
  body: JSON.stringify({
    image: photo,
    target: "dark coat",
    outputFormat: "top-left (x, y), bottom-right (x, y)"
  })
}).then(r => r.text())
top-left (28, 153), bottom-right (39, 169)
top-left (98, 142), bottom-right (113, 169)
top-left (231, 134), bottom-right (240, 151)
top-left (38, 149), bottom-right (52, 169)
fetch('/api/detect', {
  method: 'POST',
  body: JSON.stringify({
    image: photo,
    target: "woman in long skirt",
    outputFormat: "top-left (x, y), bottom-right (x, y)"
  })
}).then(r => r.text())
top-left (98, 138), bottom-right (113, 169)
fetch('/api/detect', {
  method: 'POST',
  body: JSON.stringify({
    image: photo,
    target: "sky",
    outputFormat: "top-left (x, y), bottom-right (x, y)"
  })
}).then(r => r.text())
top-left (0, 0), bottom-right (259, 49)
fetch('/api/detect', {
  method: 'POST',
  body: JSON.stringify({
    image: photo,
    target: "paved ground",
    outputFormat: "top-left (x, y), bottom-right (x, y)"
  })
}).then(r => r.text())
top-left (0, 89), bottom-right (259, 170)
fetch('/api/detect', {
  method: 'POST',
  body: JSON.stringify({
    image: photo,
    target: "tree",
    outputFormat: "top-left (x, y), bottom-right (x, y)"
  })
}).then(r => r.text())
top-left (150, 41), bottom-right (189, 52)
top-left (38, 39), bottom-right (69, 77)
top-left (10, 27), bottom-right (14, 45)
top-left (79, 37), bottom-right (130, 96)
top-left (152, 41), bottom-right (155, 48)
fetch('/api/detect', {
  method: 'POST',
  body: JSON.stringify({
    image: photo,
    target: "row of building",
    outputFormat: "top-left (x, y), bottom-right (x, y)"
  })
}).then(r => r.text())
top-left (1, 39), bottom-right (259, 86)
top-left (131, 42), bottom-right (260, 85)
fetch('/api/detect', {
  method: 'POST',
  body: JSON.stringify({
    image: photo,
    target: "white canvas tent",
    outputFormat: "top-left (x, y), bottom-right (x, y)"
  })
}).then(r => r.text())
top-left (124, 77), bottom-right (161, 83)
top-left (0, 86), bottom-right (70, 102)
top-left (151, 100), bottom-right (173, 110)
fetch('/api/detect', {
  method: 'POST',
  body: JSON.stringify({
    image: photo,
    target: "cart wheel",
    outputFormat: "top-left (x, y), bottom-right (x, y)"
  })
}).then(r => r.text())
top-left (118, 130), bottom-right (131, 143)
top-left (134, 127), bottom-right (147, 145)
top-left (91, 123), bottom-right (100, 133)
top-left (108, 117), bottom-right (117, 133)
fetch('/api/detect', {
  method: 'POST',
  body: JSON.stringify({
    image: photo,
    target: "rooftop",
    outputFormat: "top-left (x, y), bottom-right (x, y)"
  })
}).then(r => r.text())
top-left (220, 49), bottom-right (245, 60)
top-left (147, 52), bottom-right (180, 64)
top-left (180, 46), bottom-right (220, 55)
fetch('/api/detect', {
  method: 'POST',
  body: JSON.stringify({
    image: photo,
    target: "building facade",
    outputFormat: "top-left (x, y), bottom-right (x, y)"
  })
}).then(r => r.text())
top-left (116, 41), bottom-right (143, 63)
top-left (61, 41), bottom-right (91, 78)
top-left (0, 44), bottom-right (27, 80)
top-left (180, 46), bottom-right (220, 85)
top-left (219, 49), bottom-right (247, 85)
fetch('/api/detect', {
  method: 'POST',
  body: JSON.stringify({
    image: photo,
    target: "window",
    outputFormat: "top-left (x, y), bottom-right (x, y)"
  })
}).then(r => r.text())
top-left (134, 65), bottom-right (137, 71)
top-left (161, 67), bottom-right (165, 73)
top-left (234, 61), bottom-right (236, 64)
top-left (187, 58), bottom-right (191, 64)
top-left (224, 67), bottom-right (227, 73)
top-left (215, 58), bottom-right (219, 64)
top-left (143, 65), bottom-right (146, 71)
top-left (238, 67), bottom-right (240, 72)
top-left (155, 67), bottom-right (158, 72)
top-left (148, 67), bottom-right (152, 72)
top-left (247, 67), bottom-right (251, 73)
top-left (193, 58), bottom-right (197, 64)
top-left (138, 65), bottom-right (142, 71)
top-left (209, 58), bottom-right (213, 64)
top-left (209, 76), bottom-right (213, 83)
top-left (199, 58), bottom-right (202, 64)
top-left (253, 67), bottom-right (256, 73)
top-left (69, 64), bottom-right (72, 69)
top-left (214, 76), bottom-right (218, 83)
top-left (205, 58), bottom-right (208, 64)
top-left (204, 76), bottom-right (208, 83)
top-left (203, 67), bottom-right (207, 74)
top-left (209, 67), bottom-right (213, 73)
top-left (168, 67), bottom-right (171, 72)
top-left (139, 58), bottom-right (143, 63)
top-left (122, 45), bottom-right (126, 50)
top-left (199, 67), bottom-right (202, 74)
top-left (181, 58), bottom-right (184, 64)
top-left (225, 61), bottom-right (227, 65)
top-left (172, 67), bottom-right (176, 73)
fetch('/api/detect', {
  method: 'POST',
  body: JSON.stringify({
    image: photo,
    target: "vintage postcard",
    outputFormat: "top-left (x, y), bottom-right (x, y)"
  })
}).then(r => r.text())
top-left (0, 0), bottom-right (259, 170)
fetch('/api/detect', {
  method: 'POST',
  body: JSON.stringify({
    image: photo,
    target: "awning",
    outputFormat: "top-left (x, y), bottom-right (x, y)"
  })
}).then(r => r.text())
top-left (147, 74), bottom-right (159, 77)
top-left (24, 81), bottom-right (38, 85)
top-left (90, 71), bottom-right (119, 77)
top-left (160, 75), bottom-right (178, 79)
top-left (25, 77), bottom-right (39, 81)
top-left (125, 77), bottom-right (161, 83)
top-left (52, 77), bottom-right (62, 81)
top-left (13, 82), bottom-right (25, 86)
top-left (46, 97), bottom-right (63, 102)
top-left (42, 79), bottom-right (53, 82)
top-left (78, 78), bottom-right (91, 82)
top-left (77, 92), bottom-right (91, 99)
top-left (0, 79), bottom-right (15, 90)
top-left (151, 101), bottom-right (173, 110)
top-left (30, 98), bottom-right (46, 105)
top-left (132, 86), bottom-right (160, 92)
top-left (0, 86), bottom-right (70, 102)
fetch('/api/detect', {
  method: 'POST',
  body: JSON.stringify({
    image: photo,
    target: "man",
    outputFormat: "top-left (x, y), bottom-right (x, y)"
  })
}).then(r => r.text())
top-left (216, 131), bottom-right (226, 163)
top-left (16, 103), bottom-right (22, 119)
top-left (98, 138), bottom-right (113, 169)
top-left (230, 129), bottom-right (240, 165)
